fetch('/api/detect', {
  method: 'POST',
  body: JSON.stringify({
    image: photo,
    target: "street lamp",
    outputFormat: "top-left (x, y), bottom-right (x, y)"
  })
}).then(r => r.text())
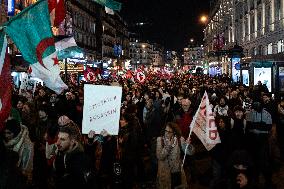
top-left (200, 15), bottom-right (208, 24)
top-left (199, 14), bottom-right (222, 75)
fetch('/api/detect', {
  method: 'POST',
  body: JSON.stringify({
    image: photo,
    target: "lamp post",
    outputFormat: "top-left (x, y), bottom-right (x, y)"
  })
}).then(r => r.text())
top-left (200, 15), bottom-right (221, 75)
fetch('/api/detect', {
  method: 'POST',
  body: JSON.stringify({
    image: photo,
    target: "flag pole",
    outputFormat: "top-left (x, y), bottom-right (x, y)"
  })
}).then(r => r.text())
top-left (182, 115), bottom-right (196, 167)
top-left (182, 91), bottom-right (207, 167)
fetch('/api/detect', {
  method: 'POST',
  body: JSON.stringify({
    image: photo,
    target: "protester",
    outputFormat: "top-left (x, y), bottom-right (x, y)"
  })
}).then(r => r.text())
top-left (2, 119), bottom-right (34, 184)
top-left (277, 99), bottom-right (284, 161)
top-left (53, 124), bottom-right (96, 188)
top-left (210, 116), bottom-right (231, 189)
top-left (0, 137), bottom-right (27, 189)
top-left (156, 122), bottom-right (194, 189)
top-left (213, 96), bottom-right (229, 117)
top-left (246, 101), bottom-right (274, 188)
top-left (230, 106), bottom-right (247, 152)
top-left (3, 68), bottom-right (284, 189)
top-left (118, 113), bottom-right (142, 188)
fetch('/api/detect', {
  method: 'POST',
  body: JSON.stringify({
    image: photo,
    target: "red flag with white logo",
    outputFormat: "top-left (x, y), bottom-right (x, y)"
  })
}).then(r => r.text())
top-left (84, 66), bottom-right (97, 82)
top-left (136, 70), bottom-right (145, 83)
top-left (0, 34), bottom-right (11, 131)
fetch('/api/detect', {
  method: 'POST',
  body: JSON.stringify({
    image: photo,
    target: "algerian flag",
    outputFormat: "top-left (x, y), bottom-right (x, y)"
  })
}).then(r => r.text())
top-left (4, 0), bottom-right (67, 94)
top-left (55, 37), bottom-right (83, 60)
top-left (93, 0), bottom-right (121, 11)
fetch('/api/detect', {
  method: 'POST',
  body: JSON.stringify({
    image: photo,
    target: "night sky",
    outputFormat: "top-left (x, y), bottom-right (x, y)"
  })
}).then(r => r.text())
top-left (120, 0), bottom-right (210, 52)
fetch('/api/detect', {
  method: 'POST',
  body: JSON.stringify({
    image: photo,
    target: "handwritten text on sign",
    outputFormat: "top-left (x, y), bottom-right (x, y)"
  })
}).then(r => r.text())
top-left (82, 85), bottom-right (122, 135)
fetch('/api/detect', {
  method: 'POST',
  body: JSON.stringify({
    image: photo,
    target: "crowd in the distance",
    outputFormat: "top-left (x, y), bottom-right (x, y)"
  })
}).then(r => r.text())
top-left (1, 71), bottom-right (284, 189)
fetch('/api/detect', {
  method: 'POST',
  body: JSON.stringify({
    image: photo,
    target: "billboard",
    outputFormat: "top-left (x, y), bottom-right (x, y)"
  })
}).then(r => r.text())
top-left (242, 70), bottom-right (249, 86)
top-left (231, 57), bottom-right (241, 83)
top-left (254, 67), bottom-right (272, 92)
top-left (7, 0), bottom-right (15, 16)
top-left (279, 67), bottom-right (284, 92)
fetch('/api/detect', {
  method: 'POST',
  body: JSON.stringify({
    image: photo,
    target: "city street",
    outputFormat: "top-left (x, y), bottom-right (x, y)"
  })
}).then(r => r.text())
top-left (1, 0), bottom-right (284, 189)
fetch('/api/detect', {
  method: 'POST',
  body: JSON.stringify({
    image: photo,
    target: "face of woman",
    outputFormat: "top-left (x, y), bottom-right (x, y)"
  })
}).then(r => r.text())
top-left (4, 129), bottom-right (14, 142)
top-left (17, 101), bottom-right (24, 110)
top-left (164, 126), bottom-right (174, 139)
top-left (119, 117), bottom-right (128, 128)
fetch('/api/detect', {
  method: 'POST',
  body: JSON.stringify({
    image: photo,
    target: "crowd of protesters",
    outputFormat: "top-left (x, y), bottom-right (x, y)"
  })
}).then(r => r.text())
top-left (1, 70), bottom-right (284, 189)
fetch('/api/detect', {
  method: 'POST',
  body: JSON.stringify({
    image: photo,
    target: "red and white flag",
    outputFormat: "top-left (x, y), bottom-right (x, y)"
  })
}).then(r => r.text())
top-left (189, 91), bottom-right (221, 151)
top-left (0, 33), bottom-right (12, 131)
top-left (84, 66), bottom-right (98, 82)
top-left (48, 0), bottom-right (66, 27)
top-left (136, 70), bottom-right (145, 83)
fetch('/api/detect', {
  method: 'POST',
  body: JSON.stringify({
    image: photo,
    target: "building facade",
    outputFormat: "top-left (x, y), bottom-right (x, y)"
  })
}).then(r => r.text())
top-left (152, 43), bottom-right (164, 67)
top-left (129, 39), bottom-right (153, 68)
top-left (204, 0), bottom-right (284, 93)
top-left (183, 47), bottom-right (204, 66)
top-left (66, 0), bottom-right (97, 60)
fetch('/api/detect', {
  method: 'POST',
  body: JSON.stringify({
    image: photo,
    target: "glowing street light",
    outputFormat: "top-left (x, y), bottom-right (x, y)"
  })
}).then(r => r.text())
top-left (200, 15), bottom-right (208, 24)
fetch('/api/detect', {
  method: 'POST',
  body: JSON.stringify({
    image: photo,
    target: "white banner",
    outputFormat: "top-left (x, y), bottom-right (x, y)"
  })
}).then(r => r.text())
top-left (82, 84), bottom-right (122, 135)
top-left (191, 91), bottom-right (221, 151)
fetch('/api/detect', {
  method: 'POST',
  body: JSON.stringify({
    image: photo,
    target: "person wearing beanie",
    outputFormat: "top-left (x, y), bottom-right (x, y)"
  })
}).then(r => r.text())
top-left (3, 119), bottom-right (34, 184)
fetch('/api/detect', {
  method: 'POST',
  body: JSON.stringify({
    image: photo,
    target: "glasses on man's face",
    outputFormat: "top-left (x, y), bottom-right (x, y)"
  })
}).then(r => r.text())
top-left (165, 129), bottom-right (173, 133)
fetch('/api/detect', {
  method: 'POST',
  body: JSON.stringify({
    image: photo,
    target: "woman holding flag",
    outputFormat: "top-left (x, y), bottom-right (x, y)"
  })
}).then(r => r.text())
top-left (156, 122), bottom-right (194, 189)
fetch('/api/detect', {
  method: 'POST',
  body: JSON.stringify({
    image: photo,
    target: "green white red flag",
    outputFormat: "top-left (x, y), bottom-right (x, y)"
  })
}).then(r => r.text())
top-left (4, 0), bottom-right (67, 94)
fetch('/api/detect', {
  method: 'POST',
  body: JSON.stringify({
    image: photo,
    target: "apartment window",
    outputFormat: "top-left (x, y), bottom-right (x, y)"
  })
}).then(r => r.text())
top-left (278, 40), bottom-right (284, 53)
top-left (267, 43), bottom-right (273, 54)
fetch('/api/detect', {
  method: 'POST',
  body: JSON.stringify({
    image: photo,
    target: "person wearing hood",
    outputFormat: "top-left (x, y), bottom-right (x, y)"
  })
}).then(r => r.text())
top-left (53, 124), bottom-right (95, 188)
top-left (3, 119), bottom-right (34, 184)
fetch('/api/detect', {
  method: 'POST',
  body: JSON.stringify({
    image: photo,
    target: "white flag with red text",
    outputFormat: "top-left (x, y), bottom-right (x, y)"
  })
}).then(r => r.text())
top-left (190, 91), bottom-right (221, 151)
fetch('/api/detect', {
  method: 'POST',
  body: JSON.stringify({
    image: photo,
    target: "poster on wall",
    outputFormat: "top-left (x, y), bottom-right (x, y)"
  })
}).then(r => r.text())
top-left (254, 67), bottom-right (272, 92)
top-left (279, 67), bottom-right (284, 92)
top-left (242, 70), bottom-right (249, 86)
top-left (232, 57), bottom-right (241, 83)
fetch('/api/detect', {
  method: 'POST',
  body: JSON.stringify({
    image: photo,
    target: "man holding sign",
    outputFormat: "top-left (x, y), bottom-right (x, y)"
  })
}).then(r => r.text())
top-left (82, 85), bottom-right (122, 135)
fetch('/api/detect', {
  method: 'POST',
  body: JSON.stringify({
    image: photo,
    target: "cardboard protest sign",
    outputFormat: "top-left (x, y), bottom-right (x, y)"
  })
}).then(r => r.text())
top-left (82, 84), bottom-right (122, 135)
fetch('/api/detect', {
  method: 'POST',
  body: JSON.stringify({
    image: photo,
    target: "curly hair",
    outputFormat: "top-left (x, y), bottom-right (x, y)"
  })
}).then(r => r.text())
top-left (165, 122), bottom-right (182, 138)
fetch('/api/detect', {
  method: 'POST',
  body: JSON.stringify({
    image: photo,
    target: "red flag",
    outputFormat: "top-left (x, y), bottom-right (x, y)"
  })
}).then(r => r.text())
top-left (84, 66), bottom-right (97, 82)
top-left (125, 70), bottom-right (133, 79)
top-left (136, 71), bottom-right (145, 83)
top-left (48, 0), bottom-right (66, 27)
top-left (0, 52), bottom-right (12, 131)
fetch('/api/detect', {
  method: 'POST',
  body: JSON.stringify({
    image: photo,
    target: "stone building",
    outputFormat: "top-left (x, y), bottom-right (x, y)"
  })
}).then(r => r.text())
top-left (152, 43), bottom-right (164, 67)
top-left (129, 38), bottom-right (153, 68)
top-left (204, 0), bottom-right (284, 94)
